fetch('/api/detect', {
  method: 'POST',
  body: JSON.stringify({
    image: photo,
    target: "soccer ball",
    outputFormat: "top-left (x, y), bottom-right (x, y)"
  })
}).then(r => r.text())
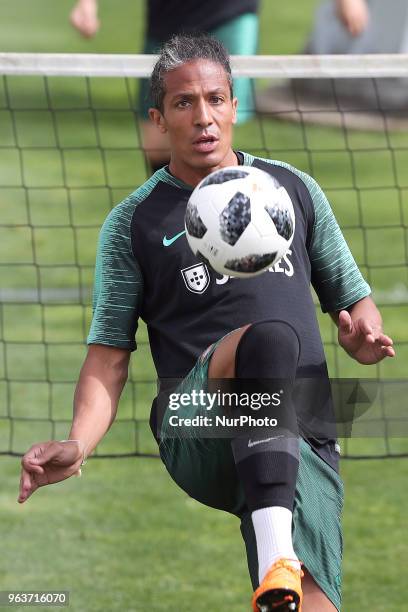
top-left (184, 165), bottom-right (295, 278)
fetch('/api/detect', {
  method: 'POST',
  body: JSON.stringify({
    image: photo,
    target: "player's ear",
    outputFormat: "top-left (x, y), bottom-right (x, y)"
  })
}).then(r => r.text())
top-left (149, 108), bottom-right (167, 134)
top-left (231, 97), bottom-right (238, 125)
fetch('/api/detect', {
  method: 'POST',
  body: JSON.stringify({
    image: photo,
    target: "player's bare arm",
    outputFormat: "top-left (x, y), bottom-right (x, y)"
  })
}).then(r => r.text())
top-left (18, 345), bottom-right (130, 504)
top-left (331, 295), bottom-right (395, 364)
top-left (70, 0), bottom-right (100, 38)
top-left (69, 344), bottom-right (130, 452)
top-left (335, 0), bottom-right (369, 36)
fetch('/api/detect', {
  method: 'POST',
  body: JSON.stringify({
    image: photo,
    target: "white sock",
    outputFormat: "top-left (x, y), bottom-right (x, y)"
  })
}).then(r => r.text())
top-left (252, 506), bottom-right (300, 584)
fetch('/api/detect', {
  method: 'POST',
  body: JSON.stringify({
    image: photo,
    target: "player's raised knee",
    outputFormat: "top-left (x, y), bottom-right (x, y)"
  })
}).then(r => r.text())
top-left (236, 320), bottom-right (301, 378)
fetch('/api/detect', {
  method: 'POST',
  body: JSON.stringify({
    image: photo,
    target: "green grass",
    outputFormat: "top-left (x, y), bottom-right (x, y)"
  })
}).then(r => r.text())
top-left (1, 456), bottom-right (407, 612)
top-left (1, 0), bottom-right (407, 610)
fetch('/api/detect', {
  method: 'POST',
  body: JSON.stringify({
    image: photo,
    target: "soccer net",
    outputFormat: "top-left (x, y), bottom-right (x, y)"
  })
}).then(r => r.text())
top-left (0, 53), bottom-right (407, 460)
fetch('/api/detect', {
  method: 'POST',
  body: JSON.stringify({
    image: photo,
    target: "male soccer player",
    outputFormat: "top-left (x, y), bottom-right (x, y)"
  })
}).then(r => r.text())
top-left (19, 35), bottom-right (395, 611)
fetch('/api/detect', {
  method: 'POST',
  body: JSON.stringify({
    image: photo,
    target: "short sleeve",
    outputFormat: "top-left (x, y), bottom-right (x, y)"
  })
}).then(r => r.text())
top-left (306, 176), bottom-right (371, 313)
top-left (87, 198), bottom-right (143, 350)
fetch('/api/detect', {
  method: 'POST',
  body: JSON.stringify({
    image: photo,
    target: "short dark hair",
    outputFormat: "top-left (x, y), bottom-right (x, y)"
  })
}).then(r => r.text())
top-left (150, 34), bottom-right (233, 113)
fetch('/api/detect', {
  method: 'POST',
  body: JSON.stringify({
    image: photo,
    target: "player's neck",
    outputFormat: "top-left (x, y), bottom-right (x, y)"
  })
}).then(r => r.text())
top-left (168, 149), bottom-right (239, 187)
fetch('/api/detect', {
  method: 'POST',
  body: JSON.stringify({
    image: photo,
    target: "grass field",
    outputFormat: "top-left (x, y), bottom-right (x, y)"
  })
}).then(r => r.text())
top-left (1, 1), bottom-right (407, 610)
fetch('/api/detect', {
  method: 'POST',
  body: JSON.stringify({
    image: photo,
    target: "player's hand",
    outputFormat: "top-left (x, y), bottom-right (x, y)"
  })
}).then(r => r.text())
top-left (18, 441), bottom-right (84, 504)
top-left (338, 310), bottom-right (395, 364)
top-left (70, 0), bottom-right (100, 38)
top-left (336, 0), bottom-right (369, 36)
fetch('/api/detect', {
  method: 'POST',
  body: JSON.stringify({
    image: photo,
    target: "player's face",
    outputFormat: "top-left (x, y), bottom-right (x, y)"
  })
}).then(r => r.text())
top-left (149, 59), bottom-right (238, 184)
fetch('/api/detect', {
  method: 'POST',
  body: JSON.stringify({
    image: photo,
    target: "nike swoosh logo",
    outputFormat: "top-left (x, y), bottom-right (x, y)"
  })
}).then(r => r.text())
top-left (163, 230), bottom-right (186, 247)
top-left (247, 435), bottom-right (284, 448)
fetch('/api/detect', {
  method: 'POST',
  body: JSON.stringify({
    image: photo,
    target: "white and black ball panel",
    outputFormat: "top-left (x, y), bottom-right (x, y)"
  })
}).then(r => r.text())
top-left (265, 204), bottom-right (294, 241)
top-left (185, 165), bottom-right (296, 278)
top-left (195, 234), bottom-right (226, 265)
top-left (185, 198), bottom-right (207, 239)
top-left (199, 167), bottom-right (250, 188)
top-left (264, 187), bottom-right (295, 242)
top-left (247, 191), bottom-right (280, 239)
top-left (219, 191), bottom-right (251, 246)
top-left (225, 251), bottom-right (278, 274)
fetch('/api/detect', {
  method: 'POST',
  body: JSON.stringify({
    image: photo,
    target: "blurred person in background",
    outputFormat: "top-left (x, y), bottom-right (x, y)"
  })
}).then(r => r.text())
top-left (257, 0), bottom-right (408, 119)
top-left (302, 0), bottom-right (408, 107)
top-left (70, 0), bottom-right (260, 171)
top-left (324, 0), bottom-right (370, 39)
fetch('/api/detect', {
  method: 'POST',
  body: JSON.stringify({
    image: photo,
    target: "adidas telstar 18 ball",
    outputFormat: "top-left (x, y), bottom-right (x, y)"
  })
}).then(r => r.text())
top-left (184, 165), bottom-right (295, 278)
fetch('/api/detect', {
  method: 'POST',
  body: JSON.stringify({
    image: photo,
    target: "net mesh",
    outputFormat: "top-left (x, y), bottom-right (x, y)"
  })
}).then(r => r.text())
top-left (0, 54), bottom-right (407, 459)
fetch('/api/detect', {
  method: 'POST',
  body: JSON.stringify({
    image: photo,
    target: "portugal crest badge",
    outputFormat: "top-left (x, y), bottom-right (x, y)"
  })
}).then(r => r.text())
top-left (181, 263), bottom-right (210, 294)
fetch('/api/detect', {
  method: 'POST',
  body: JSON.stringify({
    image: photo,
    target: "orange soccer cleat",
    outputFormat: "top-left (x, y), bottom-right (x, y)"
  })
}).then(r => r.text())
top-left (252, 558), bottom-right (303, 612)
